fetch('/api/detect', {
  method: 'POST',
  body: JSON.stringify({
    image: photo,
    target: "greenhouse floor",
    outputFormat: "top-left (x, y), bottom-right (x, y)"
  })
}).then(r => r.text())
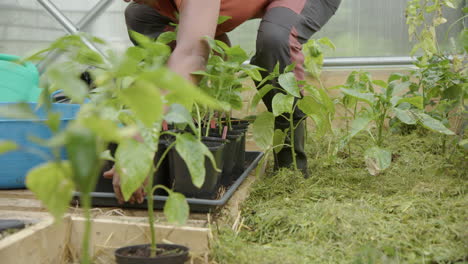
top-left (212, 132), bottom-right (467, 264)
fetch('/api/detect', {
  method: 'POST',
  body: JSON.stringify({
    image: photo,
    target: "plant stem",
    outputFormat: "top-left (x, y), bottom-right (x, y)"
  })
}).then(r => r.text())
top-left (289, 116), bottom-right (298, 171)
top-left (205, 110), bottom-right (214, 137)
top-left (377, 109), bottom-right (387, 147)
top-left (146, 140), bottom-right (176, 258)
top-left (146, 168), bottom-right (157, 258)
top-left (194, 103), bottom-right (202, 141)
top-left (80, 193), bottom-right (92, 264)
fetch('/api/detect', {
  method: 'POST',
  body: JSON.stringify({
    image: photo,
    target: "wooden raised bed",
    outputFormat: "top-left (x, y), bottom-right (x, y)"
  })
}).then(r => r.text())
top-left (0, 214), bottom-right (210, 264)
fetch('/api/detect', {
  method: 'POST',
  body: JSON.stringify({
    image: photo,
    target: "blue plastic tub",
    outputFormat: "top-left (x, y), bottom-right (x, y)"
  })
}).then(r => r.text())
top-left (0, 103), bottom-right (80, 189)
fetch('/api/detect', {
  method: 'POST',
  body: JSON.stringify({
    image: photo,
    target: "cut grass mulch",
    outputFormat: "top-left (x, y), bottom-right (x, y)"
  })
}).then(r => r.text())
top-left (212, 132), bottom-right (467, 264)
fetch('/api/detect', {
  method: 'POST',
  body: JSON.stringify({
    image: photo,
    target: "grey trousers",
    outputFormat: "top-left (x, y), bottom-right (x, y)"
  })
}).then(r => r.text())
top-left (125, 0), bottom-right (341, 174)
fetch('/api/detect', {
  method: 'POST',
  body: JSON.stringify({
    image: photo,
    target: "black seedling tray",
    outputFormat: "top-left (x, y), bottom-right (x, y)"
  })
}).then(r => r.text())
top-left (73, 152), bottom-right (263, 213)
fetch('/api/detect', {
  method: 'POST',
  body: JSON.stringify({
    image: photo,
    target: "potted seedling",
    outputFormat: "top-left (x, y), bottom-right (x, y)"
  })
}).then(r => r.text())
top-left (251, 66), bottom-right (334, 172)
top-left (191, 38), bottom-right (264, 183)
top-left (19, 31), bottom-right (223, 263)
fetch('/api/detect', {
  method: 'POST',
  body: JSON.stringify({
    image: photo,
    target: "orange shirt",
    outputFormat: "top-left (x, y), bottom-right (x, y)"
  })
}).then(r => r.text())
top-left (151, 0), bottom-right (270, 36)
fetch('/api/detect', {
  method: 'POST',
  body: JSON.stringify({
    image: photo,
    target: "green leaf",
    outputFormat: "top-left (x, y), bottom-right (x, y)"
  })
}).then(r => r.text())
top-left (0, 103), bottom-right (38, 120)
top-left (26, 161), bottom-right (74, 221)
top-left (272, 94), bottom-right (294, 117)
top-left (165, 104), bottom-right (197, 133)
top-left (0, 141), bottom-right (18, 154)
top-left (165, 104), bottom-right (193, 124)
top-left (297, 96), bottom-right (320, 116)
top-left (393, 108), bottom-right (417, 125)
top-left (253, 111), bottom-right (275, 150)
top-left (164, 192), bottom-right (189, 226)
top-left (372, 80), bottom-right (388, 88)
top-left (79, 116), bottom-right (126, 143)
top-left (251, 85), bottom-right (275, 111)
top-left (416, 113), bottom-right (455, 135)
top-left (317, 37), bottom-right (336, 50)
top-left (114, 47), bottom-right (146, 77)
top-left (157, 31), bottom-right (177, 44)
top-left (444, 0), bottom-right (456, 8)
top-left (120, 81), bottom-right (163, 127)
top-left (341, 88), bottom-right (375, 105)
top-left (364, 147), bottom-right (392, 176)
top-left (175, 134), bottom-right (216, 188)
top-left (241, 65), bottom-right (263, 81)
top-left (115, 138), bottom-right (154, 201)
top-left (272, 129), bottom-right (286, 154)
top-left (100, 150), bottom-right (115, 162)
top-left (395, 96), bottom-right (424, 109)
top-left (349, 113), bottom-right (373, 138)
top-left (217, 15), bottom-right (232, 24)
top-left (278, 72), bottom-right (301, 97)
top-left (65, 126), bottom-right (102, 194)
top-left (47, 65), bottom-right (88, 103)
top-left (142, 68), bottom-right (223, 110)
top-left (389, 81), bottom-right (411, 96)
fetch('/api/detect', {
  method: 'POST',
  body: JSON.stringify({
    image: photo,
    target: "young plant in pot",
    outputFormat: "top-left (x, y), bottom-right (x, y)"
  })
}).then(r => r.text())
top-left (251, 62), bottom-right (335, 172)
top-left (20, 32), bottom-right (223, 263)
top-left (192, 38), bottom-right (264, 183)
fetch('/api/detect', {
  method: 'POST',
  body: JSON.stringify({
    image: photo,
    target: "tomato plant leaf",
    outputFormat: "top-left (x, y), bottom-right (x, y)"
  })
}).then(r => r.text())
top-left (157, 31), bottom-right (177, 44)
top-left (278, 72), bottom-right (301, 97)
top-left (272, 129), bottom-right (286, 154)
top-left (394, 108), bottom-right (417, 125)
top-left (26, 161), bottom-right (74, 221)
top-left (251, 84), bottom-right (275, 111)
top-left (165, 104), bottom-right (197, 133)
top-left (272, 93), bottom-right (294, 117)
top-left (47, 65), bottom-right (88, 103)
top-left (164, 191), bottom-right (189, 226)
top-left (120, 80), bottom-right (163, 127)
top-left (416, 113), bottom-right (455, 135)
top-left (297, 96), bottom-right (320, 116)
top-left (0, 141), bottom-right (18, 154)
top-left (175, 133), bottom-right (214, 188)
top-left (115, 138), bottom-right (154, 201)
top-left (253, 111), bottom-right (275, 150)
top-left (395, 96), bottom-right (424, 109)
top-left (340, 88), bottom-right (375, 105)
top-left (65, 126), bottom-right (102, 194)
top-left (364, 147), bottom-right (392, 176)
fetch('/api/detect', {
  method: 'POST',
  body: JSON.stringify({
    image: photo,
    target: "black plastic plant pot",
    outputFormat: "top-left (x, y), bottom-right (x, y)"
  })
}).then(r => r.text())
top-left (96, 142), bottom-right (170, 195)
top-left (115, 244), bottom-right (189, 264)
top-left (168, 140), bottom-right (225, 199)
top-left (207, 130), bottom-right (244, 186)
top-left (0, 219), bottom-right (25, 233)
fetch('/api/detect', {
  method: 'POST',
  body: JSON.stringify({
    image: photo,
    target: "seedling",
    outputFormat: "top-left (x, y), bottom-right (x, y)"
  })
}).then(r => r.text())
top-left (11, 32), bottom-right (222, 262)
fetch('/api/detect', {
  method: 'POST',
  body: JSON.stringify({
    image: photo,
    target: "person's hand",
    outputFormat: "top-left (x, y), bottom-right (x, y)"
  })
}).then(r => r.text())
top-left (103, 166), bottom-right (147, 204)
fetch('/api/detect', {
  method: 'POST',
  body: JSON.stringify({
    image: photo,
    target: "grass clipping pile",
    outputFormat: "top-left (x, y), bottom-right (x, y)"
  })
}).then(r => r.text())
top-left (212, 132), bottom-right (467, 264)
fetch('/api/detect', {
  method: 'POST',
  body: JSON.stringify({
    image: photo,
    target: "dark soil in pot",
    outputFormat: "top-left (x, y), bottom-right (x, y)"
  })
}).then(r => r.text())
top-left (168, 140), bottom-right (225, 199)
top-left (96, 142), bottom-right (170, 195)
top-left (115, 243), bottom-right (189, 264)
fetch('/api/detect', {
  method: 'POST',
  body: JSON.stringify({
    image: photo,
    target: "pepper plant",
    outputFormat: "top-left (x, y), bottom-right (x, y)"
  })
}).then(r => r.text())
top-left (251, 64), bottom-right (334, 171)
top-left (12, 31), bottom-right (222, 262)
top-left (193, 37), bottom-right (263, 134)
top-left (337, 72), bottom-right (455, 175)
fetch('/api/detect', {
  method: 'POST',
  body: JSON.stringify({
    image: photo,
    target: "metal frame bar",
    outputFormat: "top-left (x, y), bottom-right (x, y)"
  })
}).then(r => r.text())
top-left (35, 0), bottom-right (114, 73)
top-left (323, 56), bottom-right (417, 68)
